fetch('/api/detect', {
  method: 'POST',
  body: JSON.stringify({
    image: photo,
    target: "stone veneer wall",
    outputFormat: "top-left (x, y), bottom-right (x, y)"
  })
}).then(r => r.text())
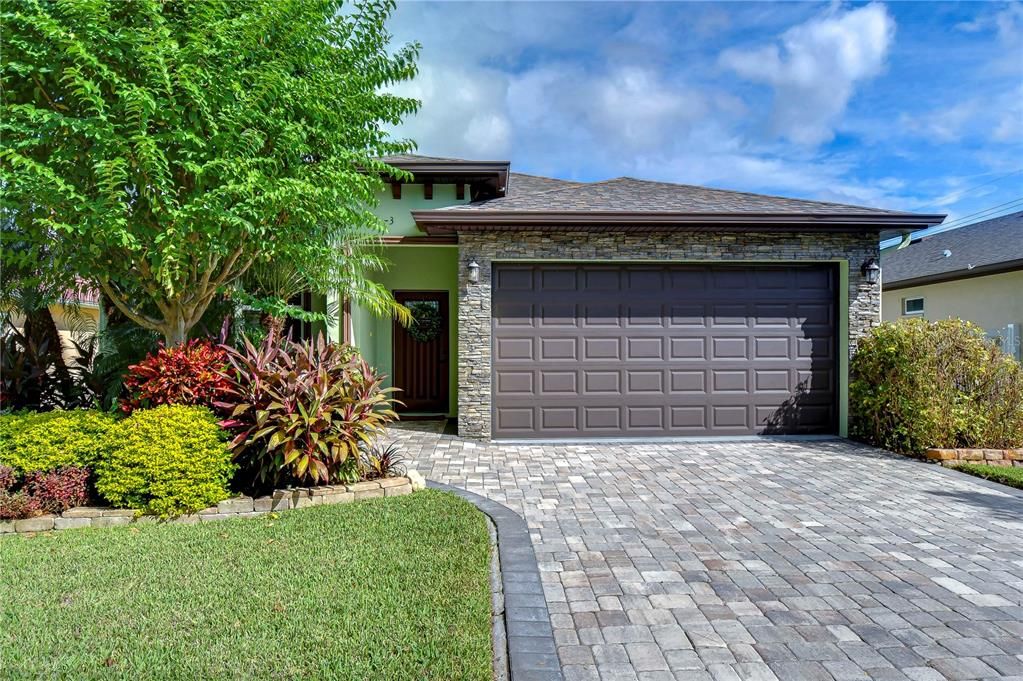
top-left (457, 229), bottom-right (881, 440)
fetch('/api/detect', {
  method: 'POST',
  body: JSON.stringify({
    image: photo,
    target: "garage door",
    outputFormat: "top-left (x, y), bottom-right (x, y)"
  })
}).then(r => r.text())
top-left (492, 263), bottom-right (837, 439)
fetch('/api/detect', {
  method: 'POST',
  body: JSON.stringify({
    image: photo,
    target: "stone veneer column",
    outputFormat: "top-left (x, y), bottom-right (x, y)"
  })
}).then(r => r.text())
top-left (457, 229), bottom-right (881, 441)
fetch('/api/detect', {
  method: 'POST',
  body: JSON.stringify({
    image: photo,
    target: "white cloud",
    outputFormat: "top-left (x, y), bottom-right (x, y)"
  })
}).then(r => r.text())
top-left (719, 4), bottom-right (895, 146)
top-left (389, 63), bottom-right (513, 158)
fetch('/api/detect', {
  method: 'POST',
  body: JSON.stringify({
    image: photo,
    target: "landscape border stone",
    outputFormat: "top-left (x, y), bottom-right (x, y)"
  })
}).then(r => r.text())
top-left (926, 447), bottom-right (1023, 467)
top-left (0, 477), bottom-right (415, 536)
top-left (428, 480), bottom-right (563, 681)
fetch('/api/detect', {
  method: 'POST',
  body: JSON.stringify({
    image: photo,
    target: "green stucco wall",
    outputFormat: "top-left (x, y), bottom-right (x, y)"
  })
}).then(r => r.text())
top-left (352, 245), bottom-right (459, 416)
top-left (338, 183), bottom-right (468, 415)
top-left (374, 184), bottom-right (469, 237)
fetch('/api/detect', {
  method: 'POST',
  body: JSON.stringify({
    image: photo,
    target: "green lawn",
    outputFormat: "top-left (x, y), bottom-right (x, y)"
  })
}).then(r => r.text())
top-left (952, 463), bottom-right (1023, 490)
top-left (0, 490), bottom-right (492, 680)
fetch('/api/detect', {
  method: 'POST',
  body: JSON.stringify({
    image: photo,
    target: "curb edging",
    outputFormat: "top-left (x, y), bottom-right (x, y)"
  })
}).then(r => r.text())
top-left (428, 481), bottom-right (563, 681)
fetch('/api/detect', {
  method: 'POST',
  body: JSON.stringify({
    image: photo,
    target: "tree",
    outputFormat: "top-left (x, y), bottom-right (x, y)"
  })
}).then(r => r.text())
top-left (1, 0), bottom-right (419, 345)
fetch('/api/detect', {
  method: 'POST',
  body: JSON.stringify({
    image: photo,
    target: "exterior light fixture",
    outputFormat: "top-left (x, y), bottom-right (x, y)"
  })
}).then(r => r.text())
top-left (467, 259), bottom-right (481, 284)
top-left (861, 258), bottom-right (881, 285)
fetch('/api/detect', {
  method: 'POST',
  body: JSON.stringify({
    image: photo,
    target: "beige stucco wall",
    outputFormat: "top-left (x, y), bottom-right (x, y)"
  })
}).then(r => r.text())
top-left (881, 270), bottom-right (1023, 332)
top-left (9, 303), bottom-right (100, 364)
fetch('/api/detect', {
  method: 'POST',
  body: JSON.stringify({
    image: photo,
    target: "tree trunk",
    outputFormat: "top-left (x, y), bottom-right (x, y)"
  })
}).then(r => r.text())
top-left (265, 314), bottom-right (286, 341)
top-left (163, 308), bottom-right (188, 347)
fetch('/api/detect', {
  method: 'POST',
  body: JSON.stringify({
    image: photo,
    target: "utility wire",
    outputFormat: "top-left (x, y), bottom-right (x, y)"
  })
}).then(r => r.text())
top-left (909, 168), bottom-right (1023, 212)
top-left (924, 197), bottom-right (1023, 235)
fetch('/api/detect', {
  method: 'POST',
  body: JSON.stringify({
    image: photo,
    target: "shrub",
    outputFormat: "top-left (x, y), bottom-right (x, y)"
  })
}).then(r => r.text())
top-left (851, 318), bottom-right (1023, 455)
top-left (121, 339), bottom-right (231, 413)
top-left (360, 442), bottom-right (407, 480)
top-left (0, 465), bottom-right (16, 492)
top-left (94, 405), bottom-right (234, 517)
top-left (217, 334), bottom-right (398, 492)
top-left (0, 410), bottom-right (115, 473)
top-left (0, 491), bottom-right (40, 520)
top-left (24, 467), bottom-right (90, 513)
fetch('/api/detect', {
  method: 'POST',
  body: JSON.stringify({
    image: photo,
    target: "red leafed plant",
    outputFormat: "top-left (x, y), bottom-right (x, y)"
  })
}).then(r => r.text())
top-left (215, 332), bottom-right (399, 493)
top-left (23, 467), bottom-right (90, 514)
top-left (0, 465), bottom-right (16, 493)
top-left (121, 339), bottom-right (231, 413)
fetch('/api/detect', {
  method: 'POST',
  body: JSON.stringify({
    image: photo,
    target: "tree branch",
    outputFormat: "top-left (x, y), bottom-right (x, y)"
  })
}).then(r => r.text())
top-left (98, 279), bottom-right (165, 334)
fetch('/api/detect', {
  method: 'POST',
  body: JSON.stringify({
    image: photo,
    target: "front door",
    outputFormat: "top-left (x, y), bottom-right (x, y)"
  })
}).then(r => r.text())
top-left (393, 291), bottom-right (449, 413)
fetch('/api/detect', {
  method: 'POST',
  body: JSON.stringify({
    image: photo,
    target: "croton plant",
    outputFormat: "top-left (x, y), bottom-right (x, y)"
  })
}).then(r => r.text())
top-left (216, 333), bottom-right (399, 492)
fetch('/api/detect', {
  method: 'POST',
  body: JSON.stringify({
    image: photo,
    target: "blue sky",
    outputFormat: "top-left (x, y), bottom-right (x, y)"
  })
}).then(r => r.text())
top-left (386, 1), bottom-right (1023, 235)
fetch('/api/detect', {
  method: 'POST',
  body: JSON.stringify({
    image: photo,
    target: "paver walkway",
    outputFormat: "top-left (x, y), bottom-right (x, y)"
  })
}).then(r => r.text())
top-left (390, 422), bottom-right (1023, 681)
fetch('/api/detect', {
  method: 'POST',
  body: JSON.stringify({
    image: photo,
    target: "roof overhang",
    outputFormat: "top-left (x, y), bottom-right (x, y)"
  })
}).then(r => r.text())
top-left (883, 258), bottom-right (1023, 291)
top-left (412, 210), bottom-right (946, 241)
top-left (382, 160), bottom-right (510, 200)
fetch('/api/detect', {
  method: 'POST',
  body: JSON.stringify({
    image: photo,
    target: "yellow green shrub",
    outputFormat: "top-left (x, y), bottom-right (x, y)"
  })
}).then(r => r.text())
top-left (0, 410), bottom-right (116, 473)
top-left (94, 405), bottom-right (234, 517)
top-left (851, 318), bottom-right (1023, 455)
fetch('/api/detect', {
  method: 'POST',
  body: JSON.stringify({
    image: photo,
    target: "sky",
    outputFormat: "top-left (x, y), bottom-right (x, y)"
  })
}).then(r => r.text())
top-left (384, 1), bottom-right (1023, 238)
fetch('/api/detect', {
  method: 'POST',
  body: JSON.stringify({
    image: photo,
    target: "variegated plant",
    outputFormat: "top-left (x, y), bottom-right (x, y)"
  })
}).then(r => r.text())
top-left (216, 332), bottom-right (399, 491)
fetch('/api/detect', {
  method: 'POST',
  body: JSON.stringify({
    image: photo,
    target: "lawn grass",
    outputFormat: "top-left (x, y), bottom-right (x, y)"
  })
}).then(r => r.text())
top-left (0, 490), bottom-right (492, 680)
top-left (952, 463), bottom-right (1023, 490)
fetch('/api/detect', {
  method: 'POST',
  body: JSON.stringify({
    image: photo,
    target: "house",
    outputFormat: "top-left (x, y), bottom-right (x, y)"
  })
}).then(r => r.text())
top-left (881, 211), bottom-right (1023, 359)
top-left (333, 155), bottom-right (943, 441)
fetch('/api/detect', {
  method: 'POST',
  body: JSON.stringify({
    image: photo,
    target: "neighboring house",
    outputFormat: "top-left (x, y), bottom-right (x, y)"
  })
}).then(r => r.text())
top-left (8, 289), bottom-right (100, 364)
top-left (881, 211), bottom-right (1023, 360)
top-left (334, 155), bottom-right (942, 441)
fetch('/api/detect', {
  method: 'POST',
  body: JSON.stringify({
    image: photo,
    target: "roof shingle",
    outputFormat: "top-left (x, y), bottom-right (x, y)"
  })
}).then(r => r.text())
top-left (451, 176), bottom-right (916, 216)
top-left (882, 210), bottom-right (1023, 286)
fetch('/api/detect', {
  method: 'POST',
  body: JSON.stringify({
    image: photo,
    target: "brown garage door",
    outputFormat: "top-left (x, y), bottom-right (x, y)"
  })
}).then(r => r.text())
top-left (492, 263), bottom-right (837, 439)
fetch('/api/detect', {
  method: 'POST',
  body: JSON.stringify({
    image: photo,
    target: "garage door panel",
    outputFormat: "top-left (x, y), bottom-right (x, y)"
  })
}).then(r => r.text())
top-left (582, 302), bottom-right (622, 327)
top-left (627, 337), bottom-right (664, 360)
top-left (583, 370), bottom-right (621, 395)
top-left (670, 370), bottom-right (707, 394)
top-left (626, 370), bottom-right (664, 394)
top-left (584, 268), bottom-right (622, 290)
top-left (540, 371), bottom-right (577, 394)
top-left (539, 268), bottom-right (577, 291)
top-left (493, 263), bottom-right (836, 438)
top-left (541, 406), bottom-right (578, 430)
top-left (540, 337), bottom-right (577, 360)
top-left (495, 407), bottom-right (534, 432)
top-left (583, 337), bottom-right (620, 360)
top-left (538, 302), bottom-right (578, 327)
top-left (670, 337), bottom-right (707, 360)
top-left (584, 406), bottom-right (622, 430)
top-left (712, 337), bottom-right (748, 359)
top-left (493, 301), bottom-right (534, 326)
top-left (496, 370), bottom-right (534, 394)
top-left (711, 370), bottom-right (748, 393)
top-left (495, 337), bottom-right (534, 361)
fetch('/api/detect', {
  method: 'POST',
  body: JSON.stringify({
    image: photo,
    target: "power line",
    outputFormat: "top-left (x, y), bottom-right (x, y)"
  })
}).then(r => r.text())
top-left (927, 197), bottom-right (1023, 235)
top-left (909, 168), bottom-right (1023, 212)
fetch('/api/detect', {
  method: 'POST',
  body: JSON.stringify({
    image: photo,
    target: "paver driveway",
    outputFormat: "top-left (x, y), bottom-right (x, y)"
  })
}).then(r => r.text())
top-left (391, 423), bottom-right (1023, 681)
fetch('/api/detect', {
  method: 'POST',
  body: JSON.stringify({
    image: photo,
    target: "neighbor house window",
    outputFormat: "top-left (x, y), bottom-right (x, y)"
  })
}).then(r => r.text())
top-left (903, 297), bottom-right (925, 315)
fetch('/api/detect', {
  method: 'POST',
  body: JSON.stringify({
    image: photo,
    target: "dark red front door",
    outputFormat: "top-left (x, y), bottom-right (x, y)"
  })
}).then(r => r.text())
top-left (393, 291), bottom-right (449, 413)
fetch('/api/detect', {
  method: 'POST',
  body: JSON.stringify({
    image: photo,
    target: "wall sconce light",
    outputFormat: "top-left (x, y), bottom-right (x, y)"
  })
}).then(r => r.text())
top-left (467, 259), bottom-right (480, 284)
top-left (861, 257), bottom-right (881, 285)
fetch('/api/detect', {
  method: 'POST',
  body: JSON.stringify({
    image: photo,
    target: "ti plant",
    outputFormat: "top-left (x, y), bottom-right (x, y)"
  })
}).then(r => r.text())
top-left (216, 332), bottom-right (400, 493)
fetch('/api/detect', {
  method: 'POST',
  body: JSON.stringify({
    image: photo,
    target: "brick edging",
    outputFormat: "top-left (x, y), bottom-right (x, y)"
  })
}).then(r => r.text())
top-left (427, 480), bottom-right (563, 681)
top-left (0, 474), bottom-right (424, 535)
